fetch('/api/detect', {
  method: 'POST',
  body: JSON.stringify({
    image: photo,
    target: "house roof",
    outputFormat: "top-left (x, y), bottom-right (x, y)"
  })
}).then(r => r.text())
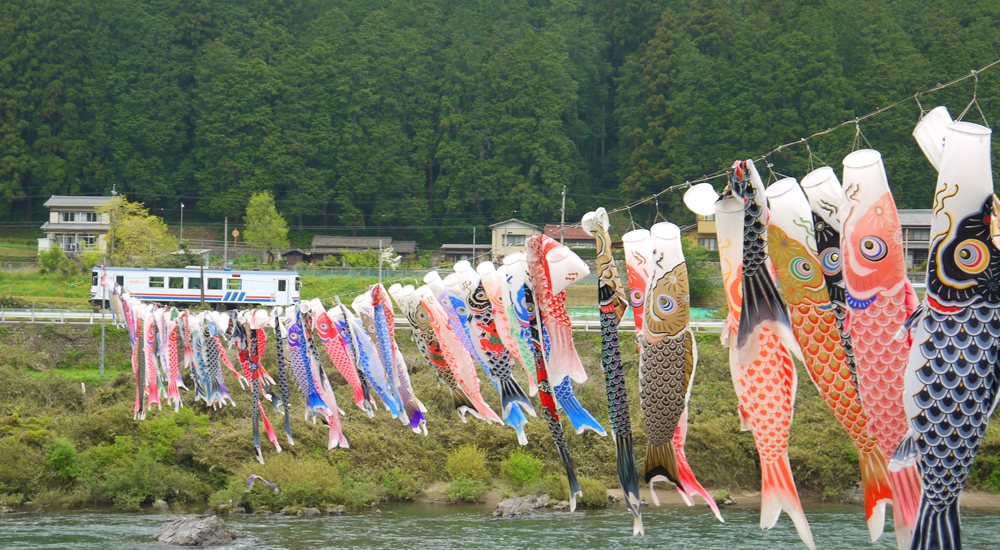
top-left (40, 222), bottom-right (110, 232)
top-left (43, 196), bottom-right (115, 208)
top-left (542, 224), bottom-right (592, 241)
top-left (308, 236), bottom-right (416, 255)
top-left (312, 236), bottom-right (391, 249)
top-left (282, 249), bottom-right (310, 257)
top-left (440, 243), bottom-right (492, 251)
top-left (897, 209), bottom-right (933, 227)
top-left (488, 218), bottom-right (541, 231)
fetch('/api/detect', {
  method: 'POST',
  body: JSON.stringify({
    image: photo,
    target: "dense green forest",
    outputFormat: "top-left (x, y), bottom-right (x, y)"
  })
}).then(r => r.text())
top-left (2, 0), bottom-right (999, 244)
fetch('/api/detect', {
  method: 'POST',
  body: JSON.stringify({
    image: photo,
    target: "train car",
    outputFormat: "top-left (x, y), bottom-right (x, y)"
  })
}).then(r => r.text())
top-left (91, 267), bottom-right (300, 307)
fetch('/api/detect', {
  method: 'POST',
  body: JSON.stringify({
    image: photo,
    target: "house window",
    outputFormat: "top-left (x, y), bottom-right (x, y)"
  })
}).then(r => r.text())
top-left (698, 238), bottom-right (718, 250)
top-left (906, 228), bottom-right (930, 241)
top-left (504, 234), bottom-right (526, 246)
top-left (702, 214), bottom-right (716, 221)
top-left (278, 280), bottom-right (286, 292)
top-left (149, 277), bottom-right (164, 288)
top-left (60, 212), bottom-right (76, 222)
top-left (169, 277), bottom-right (184, 289)
top-left (81, 234), bottom-right (97, 248)
top-left (188, 277), bottom-right (201, 290)
top-left (84, 212), bottom-right (99, 222)
top-left (208, 278), bottom-right (222, 290)
top-left (227, 278), bottom-right (242, 290)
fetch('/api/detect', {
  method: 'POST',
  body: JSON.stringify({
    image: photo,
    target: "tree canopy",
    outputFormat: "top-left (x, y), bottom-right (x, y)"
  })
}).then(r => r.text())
top-left (244, 191), bottom-right (290, 263)
top-left (97, 196), bottom-right (176, 266)
top-left (2, 0), bottom-right (999, 240)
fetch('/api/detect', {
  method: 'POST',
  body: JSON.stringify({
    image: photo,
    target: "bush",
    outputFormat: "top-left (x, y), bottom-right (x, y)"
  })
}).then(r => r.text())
top-left (46, 437), bottom-right (79, 482)
top-left (446, 444), bottom-right (490, 482)
top-left (380, 468), bottom-right (421, 501)
top-left (541, 474), bottom-right (607, 507)
top-left (0, 492), bottom-right (24, 507)
top-left (446, 476), bottom-right (489, 503)
top-left (212, 453), bottom-right (344, 511)
top-left (39, 247), bottom-right (67, 275)
top-left (970, 455), bottom-right (1000, 493)
top-left (500, 448), bottom-right (543, 491)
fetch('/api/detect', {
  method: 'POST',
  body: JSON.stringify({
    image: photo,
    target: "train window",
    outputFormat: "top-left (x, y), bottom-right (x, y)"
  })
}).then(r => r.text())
top-left (188, 277), bottom-right (201, 290)
top-left (278, 280), bottom-right (286, 292)
top-left (227, 278), bottom-right (242, 290)
top-left (208, 278), bottom-right (222, 290)
top-left (116, 275), bottom-right (124, 286)
top-left (149, 277), bottom-right (164, 288)
top-left (295, 277), bottom-right (301, 291)
top-left (92, 272), bottom-right (98, 286)
top-left (169, 277), bottom-right (184, 289)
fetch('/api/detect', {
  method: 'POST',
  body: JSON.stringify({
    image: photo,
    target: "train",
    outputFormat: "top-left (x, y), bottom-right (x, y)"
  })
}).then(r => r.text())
top-left (91, 267), bottom-right (301, 307)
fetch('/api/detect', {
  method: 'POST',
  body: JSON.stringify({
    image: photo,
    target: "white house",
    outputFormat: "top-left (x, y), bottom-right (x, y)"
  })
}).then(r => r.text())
top-left (39, 196), bottom-right (114, 255)
top-left (489, 218), bottom-right (541, 260)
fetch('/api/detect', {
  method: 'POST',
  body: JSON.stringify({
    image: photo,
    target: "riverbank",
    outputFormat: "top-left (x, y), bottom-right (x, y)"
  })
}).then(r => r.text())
top-left (0, 323), bottom-right (998, 514)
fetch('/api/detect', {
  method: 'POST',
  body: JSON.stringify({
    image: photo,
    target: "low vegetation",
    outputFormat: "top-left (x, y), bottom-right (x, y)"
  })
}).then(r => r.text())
top-left (0, 322), bottom-right (998, 513)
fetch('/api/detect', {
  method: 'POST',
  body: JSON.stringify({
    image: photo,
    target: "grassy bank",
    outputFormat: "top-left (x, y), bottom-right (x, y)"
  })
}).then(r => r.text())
top-left (1, 323), bottom-right (998, 513)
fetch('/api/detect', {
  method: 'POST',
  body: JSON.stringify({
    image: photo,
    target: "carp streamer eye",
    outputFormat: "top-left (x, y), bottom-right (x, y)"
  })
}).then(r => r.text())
top-left (790, 257), bottom-right (814, 281)
top-left (656, 294), bottom-right (677, 315)
top-left (629, 289), bottom-right (644, 308)
top-left (955, 239), bottom-right (989, 273)
top-left (820, 248), bottom-right (842, 276)
top-left (859, 236), bottom-right (888, 261)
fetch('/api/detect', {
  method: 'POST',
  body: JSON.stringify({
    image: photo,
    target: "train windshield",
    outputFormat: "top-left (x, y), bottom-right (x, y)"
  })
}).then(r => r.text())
top-left (295, 277), bottom-right (301, 291)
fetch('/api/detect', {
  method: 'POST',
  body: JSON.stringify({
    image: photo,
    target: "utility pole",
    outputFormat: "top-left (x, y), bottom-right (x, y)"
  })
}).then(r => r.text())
top-left (224, 217), bottom-right (228, 266)
top-left (560, 185), bottom-right (566, 244)
top-left (180, 202), bottom-right (185, 241)
top-left (200, 263), bottom-right (205, 306)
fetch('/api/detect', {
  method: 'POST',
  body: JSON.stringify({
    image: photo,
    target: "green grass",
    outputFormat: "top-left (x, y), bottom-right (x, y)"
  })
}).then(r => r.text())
top-left (299, 276), bottom-right (380, 306)
top-left (0, 272), bottom-right (93, 308)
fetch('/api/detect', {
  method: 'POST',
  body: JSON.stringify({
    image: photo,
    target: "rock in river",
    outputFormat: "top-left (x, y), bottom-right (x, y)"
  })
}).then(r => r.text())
top-left (151, 515), bottom-right (236, 546)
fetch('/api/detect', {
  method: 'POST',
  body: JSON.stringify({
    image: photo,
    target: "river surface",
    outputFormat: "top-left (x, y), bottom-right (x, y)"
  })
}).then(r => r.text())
top-left (2, 502), bottom-right (999, 549)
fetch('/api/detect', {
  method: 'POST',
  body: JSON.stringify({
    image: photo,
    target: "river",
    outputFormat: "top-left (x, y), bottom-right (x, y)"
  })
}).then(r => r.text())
top-left (2, 502), bottom-right (999, 549)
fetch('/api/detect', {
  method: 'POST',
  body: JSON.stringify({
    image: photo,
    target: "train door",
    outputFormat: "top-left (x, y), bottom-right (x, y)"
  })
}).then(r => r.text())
top-left (276, 278), bottom-right (289, 306)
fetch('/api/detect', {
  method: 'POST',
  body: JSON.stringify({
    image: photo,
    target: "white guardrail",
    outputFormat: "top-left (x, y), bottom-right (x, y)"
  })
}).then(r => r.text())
top-left (0, 308), bottom-right (727, 333)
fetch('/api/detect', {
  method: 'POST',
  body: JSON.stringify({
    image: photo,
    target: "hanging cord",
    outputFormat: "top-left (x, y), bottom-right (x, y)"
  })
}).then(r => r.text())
top-left (654, 197), bottom-right (667, 223)
top-left (851, 118), bottom-right (873, 151)
top-left (626, 205), bottom-right (639, 232)
top-left (957, 69), bottom-right (990, 127)
top-left (914, 92), bottom-right (927, 120)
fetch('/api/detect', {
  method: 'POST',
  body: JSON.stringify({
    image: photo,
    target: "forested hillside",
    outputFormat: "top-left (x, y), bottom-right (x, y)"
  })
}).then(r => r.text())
top-left (2, 0), bottom-right (999, 243)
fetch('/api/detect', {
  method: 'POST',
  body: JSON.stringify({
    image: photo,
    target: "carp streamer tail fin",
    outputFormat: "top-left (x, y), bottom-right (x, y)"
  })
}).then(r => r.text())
top-left (644, 442), bottom-right (684, 497)
top-left (562, 448), bottom-right (582, 514)
top-left (257, 401), bottom-right (281, 453)
top-left (858, 446), bottom-right (893, 542)
top-left (760, 454), bottom-right (815, 550)
top-left (910, 495), bottom-right (961, 550)
top-left (499, 375), bottom-right (536, 420)
top-left (450, 388), bottom-right (482, 423)
top-left (505, 403), bottom-right (529, 445)
top-left (737, 267), bottom-right (800, 365)
top-left (614, 432), bottom-right (643, 535)
top-left (889, 465), bottom-right (921, 550)
top-left (673, 437), bottom-right (723, 523)
top-left (553, 378), bottom-right (606, 436)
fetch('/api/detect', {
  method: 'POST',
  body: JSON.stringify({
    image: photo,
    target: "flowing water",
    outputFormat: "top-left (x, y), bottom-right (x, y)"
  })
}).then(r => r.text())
top-left (2, 502), bottom-right (999, 549)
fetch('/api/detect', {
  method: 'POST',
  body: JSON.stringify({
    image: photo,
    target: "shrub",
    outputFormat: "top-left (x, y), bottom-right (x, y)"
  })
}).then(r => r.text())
top-left (543, 474), bottom-right (568, 500)
top-left (39, 247), bottom-right (67, 275)
top-left (0, 492), bottom-right (24, 507)
top-left (446, 476), bottom-right (489, 503)
top-left (577, 476), bottom-right (608, 507)
top-left (46, 437), bottom-right (79, 481)
top-left (380, 468), bottom-right (421, 501)
top-left (446, 444), bottom-right (490, 482)
top-left (213, 453), bottom-right (344, 511)
top-left (541, 474), bottom-right (606, 507)
top-left (500, 448), bottom-right (543, 491)
top-left (970, 455), bottom-right (1000, 493)
top-left (0, 438), bottom-right (44, 495)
